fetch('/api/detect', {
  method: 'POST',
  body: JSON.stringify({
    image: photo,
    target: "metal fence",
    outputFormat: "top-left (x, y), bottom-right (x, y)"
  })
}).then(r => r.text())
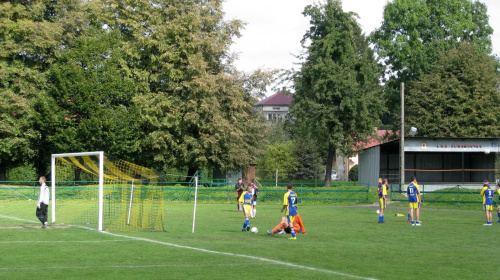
top-left (0, 181), bottom-right (371, 204)
top-left (388, 183), bottom-right (498, 204)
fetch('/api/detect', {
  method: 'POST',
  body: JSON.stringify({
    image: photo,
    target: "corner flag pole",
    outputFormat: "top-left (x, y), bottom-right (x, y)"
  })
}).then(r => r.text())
top-left (192, 176), bottom-right (198, 233)
top-left (51, 155), bottom-right (56, 223)
top-left (400, 82), bottom-right (405, 191)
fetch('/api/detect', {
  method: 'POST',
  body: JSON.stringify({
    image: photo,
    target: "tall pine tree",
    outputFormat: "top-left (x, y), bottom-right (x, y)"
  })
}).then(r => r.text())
top-left (293, 0), bottom-right (382, 186)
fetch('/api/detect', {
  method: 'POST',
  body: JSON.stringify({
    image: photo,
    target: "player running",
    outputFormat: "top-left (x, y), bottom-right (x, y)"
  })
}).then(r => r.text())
top-left (407, 175), bottom-right (422, 226)
top-left (238, 186), bottom-right (253, 231)
top-left (480, 181), bottom-right (494, 226)
top-left (281, 182), bottom-right (298, 240)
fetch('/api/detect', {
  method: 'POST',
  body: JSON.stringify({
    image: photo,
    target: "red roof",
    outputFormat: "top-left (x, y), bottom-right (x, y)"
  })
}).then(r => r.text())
top-left (356, 130), bottom-right (396, 151)
top-left (255, 92), bottom-right (293, 106)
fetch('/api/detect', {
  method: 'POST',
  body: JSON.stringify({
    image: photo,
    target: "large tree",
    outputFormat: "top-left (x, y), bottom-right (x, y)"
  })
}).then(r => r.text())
top-left (97, 0), bottom-right (267, 175)
top-left (406, 43), bottom-right (500, 137)
top-left (292, 0), bottom-right (383, 186)
top-left (42, 25), bottom-right (140, 158)
top-left (371, 0), bottom-right (494, 123)
top-left (1, 0), bottom-right (269, 178)
top-left (0, 0), bottom-right (70, 177)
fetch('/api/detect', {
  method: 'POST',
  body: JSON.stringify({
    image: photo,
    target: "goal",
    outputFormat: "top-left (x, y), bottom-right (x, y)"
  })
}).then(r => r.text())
top-left (51, 151), bottom-right (165, 232)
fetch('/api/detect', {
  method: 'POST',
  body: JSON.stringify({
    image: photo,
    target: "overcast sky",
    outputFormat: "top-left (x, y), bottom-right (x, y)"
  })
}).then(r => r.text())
top-left (223, 0), bottom-right (500, 95)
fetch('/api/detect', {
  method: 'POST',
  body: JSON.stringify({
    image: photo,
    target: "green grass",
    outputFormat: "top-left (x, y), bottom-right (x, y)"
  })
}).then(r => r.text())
top-left (1, 199), bottom-right (499, 279)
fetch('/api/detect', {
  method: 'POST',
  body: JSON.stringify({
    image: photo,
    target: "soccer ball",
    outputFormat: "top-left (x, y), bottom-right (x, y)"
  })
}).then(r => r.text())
top-left (376, 210), bottom-right (380, 214)
top-left (251, 227), bottom-right (258, 233)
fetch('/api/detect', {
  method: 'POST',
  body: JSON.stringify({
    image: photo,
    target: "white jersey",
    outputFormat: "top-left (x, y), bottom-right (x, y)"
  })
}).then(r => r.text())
top-left (37, 183), bottom-right (50, 205)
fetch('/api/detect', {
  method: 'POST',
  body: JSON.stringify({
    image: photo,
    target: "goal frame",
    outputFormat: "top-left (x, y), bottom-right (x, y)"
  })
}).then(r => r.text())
top-left (51, 151), bottom-right (105, 231)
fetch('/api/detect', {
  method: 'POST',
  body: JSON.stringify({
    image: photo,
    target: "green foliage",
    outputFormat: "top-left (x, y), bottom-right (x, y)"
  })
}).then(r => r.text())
top-left (44, 26), bottom-right (140, 157)
top-left (372, 0), bottom-right (494, 122)
top-left (348, 164), bottom-right (358, 182)
top-left (95, 0), bottom-right (267, 172)
top-left (0, 0), bottom-right (269, 177)
top-left (406, 43), bottom-right (500, 137)
top-left (292, 138), bottom-right (322, 180)
top-left (257, 141), bottom-right (297, 180)
top-left (265, 119), bottom-right (290, 144)
top-left (293, 0), bottom-right (382, 185)
top-left (5, 164), bottom-right (37, 182)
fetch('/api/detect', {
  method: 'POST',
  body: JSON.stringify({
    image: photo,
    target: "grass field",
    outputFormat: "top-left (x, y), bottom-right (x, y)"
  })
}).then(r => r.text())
top-left (0, 199), bottom-right (499, 279)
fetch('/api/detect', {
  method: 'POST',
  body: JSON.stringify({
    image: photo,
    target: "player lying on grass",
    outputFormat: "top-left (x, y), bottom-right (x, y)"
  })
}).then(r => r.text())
top-left (267, 213), bottom-right (305, 235)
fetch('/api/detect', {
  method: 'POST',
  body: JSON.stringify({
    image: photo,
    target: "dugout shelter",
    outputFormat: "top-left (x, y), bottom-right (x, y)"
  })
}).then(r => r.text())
top-left (358, 137), bottom-right (498, 189)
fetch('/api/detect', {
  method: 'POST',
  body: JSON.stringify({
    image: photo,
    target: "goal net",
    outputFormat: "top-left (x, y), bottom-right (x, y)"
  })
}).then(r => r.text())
top-left (51, 151), bottom-right (165, 232)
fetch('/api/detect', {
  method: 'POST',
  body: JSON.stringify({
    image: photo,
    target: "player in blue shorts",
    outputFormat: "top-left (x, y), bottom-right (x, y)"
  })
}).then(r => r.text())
top-left (407, 175), bottom-right (421, 226)
top-left (480, 181), bottom-right (494, 226)
top-left (281, 182), bottom-right (298, 240)
top-left (238, 186), bottom-right (253, 231)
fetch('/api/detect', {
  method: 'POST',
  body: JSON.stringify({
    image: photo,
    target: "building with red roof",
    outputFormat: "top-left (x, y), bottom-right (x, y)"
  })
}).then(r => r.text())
top-left (254, 89), bottom-right (293, 122)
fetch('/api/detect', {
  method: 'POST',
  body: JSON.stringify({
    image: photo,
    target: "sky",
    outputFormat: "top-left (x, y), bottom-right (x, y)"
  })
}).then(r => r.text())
top-left (223, 0), bottom-right (500, 95)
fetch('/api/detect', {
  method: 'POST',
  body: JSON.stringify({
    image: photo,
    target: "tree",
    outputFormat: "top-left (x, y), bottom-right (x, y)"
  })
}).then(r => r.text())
top-left (97, 0), bottom-right (267, 175)
top-left (406, 43), bottom-right (500, 137)
top-left (371, 0), bottom-right (494, 123)
top-left (293, 138), bottom-right (322, 180)
top-left (0, 89), bottom-right (37, 180)
top-left (292, 0), bottom-right (383, 187)
top-left (42, 26), bottom-right (141, 160)
top-left (257, 141), bottom-right (297, 180)
top-left (0, 0), bottom-right (70, 177)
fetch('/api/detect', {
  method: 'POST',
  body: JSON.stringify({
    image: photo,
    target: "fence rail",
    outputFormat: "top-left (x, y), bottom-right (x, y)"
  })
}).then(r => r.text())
top-left (0, 181), bottom-right (370, 203)
top-left (3, 181), bottom-right (495, 205)
top-left (388, 183), bottom-right (497, 205)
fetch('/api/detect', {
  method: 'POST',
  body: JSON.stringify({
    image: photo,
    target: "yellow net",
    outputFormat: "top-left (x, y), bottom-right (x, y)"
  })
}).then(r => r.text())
top-left (54, 153), bottom-right (165, 232)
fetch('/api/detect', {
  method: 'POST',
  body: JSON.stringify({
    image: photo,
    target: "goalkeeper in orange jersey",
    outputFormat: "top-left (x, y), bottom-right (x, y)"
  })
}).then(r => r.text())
top-left (266, 213), bottom-right (306, 235)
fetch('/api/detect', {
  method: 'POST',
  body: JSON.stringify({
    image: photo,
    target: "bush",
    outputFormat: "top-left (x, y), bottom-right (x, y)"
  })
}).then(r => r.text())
top-left (6, 164), bottom-right (37, 182)
top-left (348, 164), bottom-right (358, 182)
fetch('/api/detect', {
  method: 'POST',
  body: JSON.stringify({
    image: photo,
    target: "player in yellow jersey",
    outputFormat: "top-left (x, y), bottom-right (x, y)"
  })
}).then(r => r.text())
top-left (238, 186), bottom-right (253, 231)
top-left (407, 175), bottom-right (421, 226)
top-left (378, 178), bottom-right (388, 223)
top-left (480, 181), bottom-right (494, 226)
top-left (281, 183), bottom-right (298, 240)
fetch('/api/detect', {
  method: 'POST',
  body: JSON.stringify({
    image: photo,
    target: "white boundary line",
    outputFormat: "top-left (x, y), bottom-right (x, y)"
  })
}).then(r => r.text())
top-left (0, 214), bottom-right (377, 280)
top-left (101, 231), bottom-right (377, 280)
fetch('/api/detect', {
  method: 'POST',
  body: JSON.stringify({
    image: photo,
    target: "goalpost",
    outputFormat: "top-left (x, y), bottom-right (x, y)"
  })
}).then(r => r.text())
top-left (51, 151), bottom-right (104, 230)
top-left (51, 151), bottom-right (167, 232)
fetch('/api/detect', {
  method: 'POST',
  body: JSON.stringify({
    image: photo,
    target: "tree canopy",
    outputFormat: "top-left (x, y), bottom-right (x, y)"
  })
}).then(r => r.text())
top-left (371, 0), bottom-right (494, 123)
top-left (292, 0), bottom-right (382, 186)
top-left (406, 43), bottom-right (500, 137)
top-left (0, 0), bottom-right (268, 178)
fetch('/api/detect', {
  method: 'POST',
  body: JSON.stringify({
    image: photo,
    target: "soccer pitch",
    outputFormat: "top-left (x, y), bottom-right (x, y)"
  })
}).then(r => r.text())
top-left (0, 200), bottom-right (498, 279)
